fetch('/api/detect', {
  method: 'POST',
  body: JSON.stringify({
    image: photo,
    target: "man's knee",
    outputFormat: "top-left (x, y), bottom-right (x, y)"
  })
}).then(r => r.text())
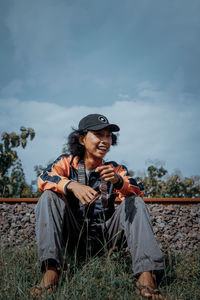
top-left (40, 190), bottom-right (63, 203)
top-left (38, 190), bottom-right (54, 206)
top-left (125, 195), bottom-right (144, 205)
top-left (124, 196), bottom-right (137, 223)
top-left (36, 190), bottom-right (64, 213)
top-left (124, 196), bottom-right (146, 223)
top-left (134, 196), bottom-right (148, 214)
top-left (134, 196), bottom-right (145, 207)
top-left (40, 189), bottom-right (56, 199)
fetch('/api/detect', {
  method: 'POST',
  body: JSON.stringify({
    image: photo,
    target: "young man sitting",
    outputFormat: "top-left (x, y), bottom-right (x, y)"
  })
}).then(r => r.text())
top-left (32, 114), bottom-right (164, 299)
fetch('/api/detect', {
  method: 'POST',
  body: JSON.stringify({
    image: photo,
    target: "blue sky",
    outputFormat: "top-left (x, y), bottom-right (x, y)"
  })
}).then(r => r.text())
top-left (0, 0), bottom-right (200, 184)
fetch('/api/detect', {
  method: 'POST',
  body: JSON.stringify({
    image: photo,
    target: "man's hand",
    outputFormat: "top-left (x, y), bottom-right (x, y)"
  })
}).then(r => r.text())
top-left (95, 165), bottom-right (119, 184)
top-left (67, 181), bottom-right (99, 206)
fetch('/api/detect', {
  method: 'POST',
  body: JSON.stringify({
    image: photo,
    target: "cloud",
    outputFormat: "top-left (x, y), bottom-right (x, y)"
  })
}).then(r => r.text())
top-left (1, 79), bottom-right (24, 97)
top-left (1, 84), bottom-right (199, 184)
top-left (118, 93), bottom-right (130, 100)
top-left (1, 0), bottom-right (199, 187)
top-left (2, 0), bottom-right (200, 105)
top-left (4, 0), bottom-right (78, 93)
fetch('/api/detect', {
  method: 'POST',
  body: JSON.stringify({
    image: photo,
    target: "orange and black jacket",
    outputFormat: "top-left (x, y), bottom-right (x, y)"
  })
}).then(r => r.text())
top-left (38, 154), bottom-right (144, 222)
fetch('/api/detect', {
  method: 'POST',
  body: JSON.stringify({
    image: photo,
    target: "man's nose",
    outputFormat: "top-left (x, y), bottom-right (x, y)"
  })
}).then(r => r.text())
top-left (101, 135), bottom-right (110, 143)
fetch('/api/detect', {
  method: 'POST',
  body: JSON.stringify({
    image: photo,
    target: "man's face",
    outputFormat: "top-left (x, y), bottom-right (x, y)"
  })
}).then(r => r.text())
top-left (80, 129), bottom-right (112, 160)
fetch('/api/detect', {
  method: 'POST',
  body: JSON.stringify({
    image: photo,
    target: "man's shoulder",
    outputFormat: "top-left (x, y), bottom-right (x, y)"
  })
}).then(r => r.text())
top-left (54, 153), bottom-right (76, 165)
top-left (105, 160), bottom-right (128, 170)
top-left (105, 160), bottom-right (119, 168)
top-left (55, 153), bottom-right (72, 160)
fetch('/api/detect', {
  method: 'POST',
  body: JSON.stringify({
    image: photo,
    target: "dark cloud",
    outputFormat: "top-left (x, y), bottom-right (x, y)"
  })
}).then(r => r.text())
top-left (0, 0), bottom-right (199, 105)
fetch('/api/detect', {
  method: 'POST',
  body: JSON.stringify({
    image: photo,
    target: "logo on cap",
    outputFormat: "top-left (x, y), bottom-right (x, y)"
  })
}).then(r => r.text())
top-left (98, 115), bottom-right (108, 123)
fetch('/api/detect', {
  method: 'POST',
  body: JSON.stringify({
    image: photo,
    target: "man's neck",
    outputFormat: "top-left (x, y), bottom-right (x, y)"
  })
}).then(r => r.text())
top-left (83, 156), bottom-right (102, 170)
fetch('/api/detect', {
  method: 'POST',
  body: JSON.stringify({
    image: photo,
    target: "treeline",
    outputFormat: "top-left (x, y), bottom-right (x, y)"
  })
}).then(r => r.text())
top-left (135, 165), bottom-right (200, 198)
top-left (0, 128), bottom-right (199, 198)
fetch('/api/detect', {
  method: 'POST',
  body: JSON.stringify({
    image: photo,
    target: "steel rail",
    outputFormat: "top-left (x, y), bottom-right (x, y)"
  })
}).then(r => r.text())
top-left (0, 197), bottom-right (200, 205)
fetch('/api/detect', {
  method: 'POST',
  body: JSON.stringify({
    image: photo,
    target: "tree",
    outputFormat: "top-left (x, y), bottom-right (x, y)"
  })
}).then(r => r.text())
top-left (0, 127), bottom-right (35, 197)
top-left (182, 176), bottom-right (200, 197)
top-left (34, 165), bottom-right (45, 177)
top-left (30, 164), bottom-right (46, 197)
top-left (165, 173), bottom-right (200, 198)
top-left (138, 162), bottom-right (200, 198)
top-left (142, 164), bottom-right (168, 197)
top-left (10, 160), bottom-right (33, 197)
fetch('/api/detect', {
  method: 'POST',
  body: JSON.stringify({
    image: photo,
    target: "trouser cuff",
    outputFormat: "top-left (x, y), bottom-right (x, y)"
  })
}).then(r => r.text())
top-left (41, 257), bottom-right (61, 273)
top-left (133, 257), bottom-right (164, 275)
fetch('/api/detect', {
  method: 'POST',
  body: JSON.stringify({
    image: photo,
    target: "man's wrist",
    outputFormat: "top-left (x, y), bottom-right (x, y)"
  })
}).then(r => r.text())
top-left (64, 180), bottom-right (76, 193)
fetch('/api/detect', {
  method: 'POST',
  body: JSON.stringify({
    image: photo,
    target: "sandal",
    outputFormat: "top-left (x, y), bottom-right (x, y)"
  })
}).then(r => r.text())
top-left (30, 283), bottom-right (57, 297)
top-left (135, 281), bottom-right (162, 299)
top-left (30, 266), bottom-right (59, 297)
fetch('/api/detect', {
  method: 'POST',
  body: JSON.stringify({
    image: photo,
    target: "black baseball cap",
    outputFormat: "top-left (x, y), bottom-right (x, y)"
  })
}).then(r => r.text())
top-left (78, 114), bottom-right (120, 132)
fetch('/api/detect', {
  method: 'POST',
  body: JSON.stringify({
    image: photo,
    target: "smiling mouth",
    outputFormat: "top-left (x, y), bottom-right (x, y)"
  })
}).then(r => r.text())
top-left (97, 146), bottom-right (107, 152)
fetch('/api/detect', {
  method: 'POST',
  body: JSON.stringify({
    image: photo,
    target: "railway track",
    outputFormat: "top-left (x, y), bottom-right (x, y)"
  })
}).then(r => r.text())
top-left (0, 197), bottom-right (200, 205)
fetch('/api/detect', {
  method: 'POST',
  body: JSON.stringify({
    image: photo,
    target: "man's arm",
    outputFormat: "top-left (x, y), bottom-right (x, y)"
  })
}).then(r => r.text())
top-left (66, 181), bottom-right (99, 206)
top-left (38, 154), bottom-right (99, 206)
top-left (96, 163), bottom-right (144, 198)
top-left (38, 154), bottom-right (73, 194)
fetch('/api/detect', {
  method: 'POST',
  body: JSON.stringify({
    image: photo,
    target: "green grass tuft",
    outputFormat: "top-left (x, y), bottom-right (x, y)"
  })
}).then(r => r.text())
top-left (0, 243), bottom-right (199, 299)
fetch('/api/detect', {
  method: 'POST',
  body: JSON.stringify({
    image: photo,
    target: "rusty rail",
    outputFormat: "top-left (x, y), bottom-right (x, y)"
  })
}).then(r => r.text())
top-left (0, 197), bottom-right (200, 205)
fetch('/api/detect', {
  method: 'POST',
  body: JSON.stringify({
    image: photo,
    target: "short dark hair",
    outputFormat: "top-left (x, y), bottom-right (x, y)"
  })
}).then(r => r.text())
top-left (67, 129), bottom-right (118, 159)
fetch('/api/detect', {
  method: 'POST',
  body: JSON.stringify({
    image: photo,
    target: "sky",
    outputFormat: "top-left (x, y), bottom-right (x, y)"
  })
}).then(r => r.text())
top-left (0, 0), bottom-right (200, 184)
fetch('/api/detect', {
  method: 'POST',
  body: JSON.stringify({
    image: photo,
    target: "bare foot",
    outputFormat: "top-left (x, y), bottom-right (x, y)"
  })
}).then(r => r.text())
top-left (30, 267), bottom-right (59, 296)
top-left (136, 271), bottom-right (163, 299)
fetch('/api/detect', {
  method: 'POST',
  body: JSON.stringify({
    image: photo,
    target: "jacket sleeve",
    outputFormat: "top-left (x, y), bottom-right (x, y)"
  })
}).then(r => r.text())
top-left (113, 164), bottom-right (144, 200)
top-left (37, 154), bottom-right (73, 195)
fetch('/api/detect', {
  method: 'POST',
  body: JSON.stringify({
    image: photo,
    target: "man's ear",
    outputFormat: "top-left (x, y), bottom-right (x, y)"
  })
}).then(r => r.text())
top-left (79, 135), bottom-right (85, 146)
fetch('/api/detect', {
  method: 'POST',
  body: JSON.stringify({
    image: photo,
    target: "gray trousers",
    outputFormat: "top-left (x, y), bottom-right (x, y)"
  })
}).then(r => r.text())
top-left (35, 190), bottom-right (164, 275)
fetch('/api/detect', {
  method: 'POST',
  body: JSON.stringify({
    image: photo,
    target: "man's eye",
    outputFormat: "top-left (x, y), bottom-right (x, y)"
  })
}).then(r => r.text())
top-left (93, 132), bottom-right (112, 138)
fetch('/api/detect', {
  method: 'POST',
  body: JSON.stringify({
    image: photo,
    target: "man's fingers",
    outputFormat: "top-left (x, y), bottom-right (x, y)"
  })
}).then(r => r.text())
top-left (90, 189), bottom-right (99, 197)
top-left (97, 165), bottom-right (112, 171)
top-left (96, 165), bottom-right (119, 184)
top-left (89, 193), bottom-right (99, 204)
top-left (96, 165), bottom-right (115, 176)
top-left (69, 182), bottom-right (99, 206)
top-left (81, 189), bottom-right (99, 205)
top-left (85, 192), bottom-right (97, 201)
top-left (95, 166), bottom-right (105, 172)
top-left (96, 165), bottom-right (112, 173)
top-left (100, 171), bottom-right (116, 182)
top-left (101, 176), bottom-right (114, 182)
top-left (100, 170), bottom-right (115, 178)
top-left (101, 170), bottom-right (115, 177)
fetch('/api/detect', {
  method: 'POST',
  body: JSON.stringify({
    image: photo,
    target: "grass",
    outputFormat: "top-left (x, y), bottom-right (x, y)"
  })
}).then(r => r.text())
top-left (0, 243), bottom-right (199, 300)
